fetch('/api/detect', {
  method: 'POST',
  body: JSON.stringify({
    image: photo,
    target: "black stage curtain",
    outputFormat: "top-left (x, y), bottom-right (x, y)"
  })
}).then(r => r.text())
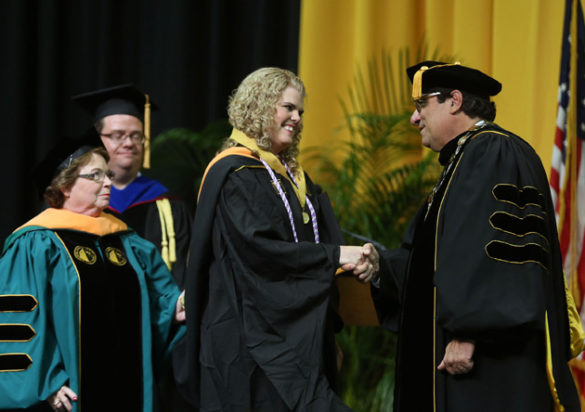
top-left (0, 0), bottom-right (300, 243)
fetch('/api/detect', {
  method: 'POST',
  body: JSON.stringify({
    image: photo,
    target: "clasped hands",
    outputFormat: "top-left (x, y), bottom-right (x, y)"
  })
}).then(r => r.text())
top-left (339, 243), bottom-right (379, 283)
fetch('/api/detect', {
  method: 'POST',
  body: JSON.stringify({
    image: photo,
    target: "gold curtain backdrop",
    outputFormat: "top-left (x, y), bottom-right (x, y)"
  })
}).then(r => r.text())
top-left (298, 0), bottom-right (566, 175)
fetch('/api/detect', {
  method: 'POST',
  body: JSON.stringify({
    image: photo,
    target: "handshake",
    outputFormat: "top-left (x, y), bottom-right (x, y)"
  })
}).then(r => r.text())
top-left (339, 243), bottom-right (379, 284)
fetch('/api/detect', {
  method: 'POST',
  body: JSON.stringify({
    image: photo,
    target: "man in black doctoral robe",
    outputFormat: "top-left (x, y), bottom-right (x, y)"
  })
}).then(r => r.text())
top-left (73, 84), bottom-right (191, 287)
top-left (370, 61), bottom-right (585, 412)
top-left (73, 84), bottom-right (193, 412)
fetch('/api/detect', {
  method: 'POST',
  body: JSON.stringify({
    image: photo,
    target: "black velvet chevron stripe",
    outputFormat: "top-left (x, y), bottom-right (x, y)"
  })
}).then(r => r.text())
top-left (0, 325), bottom-right (36, 342)
top-left (0, 354), bottom-right (31, 372)
top-left (490, 212), bottom-right (547, 239)
top-left (486, 241), bottom-right (549, 269)
top-left (0, 295), bottom-right (38, 312)
top-left (492, 184), bottom-right (545, 209)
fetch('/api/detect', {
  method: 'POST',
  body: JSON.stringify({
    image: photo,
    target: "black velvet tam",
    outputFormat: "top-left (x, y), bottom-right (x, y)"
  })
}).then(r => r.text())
top-left (32, 127), bottom-right (102, 197)
top-left (406, 60), bottom-right (502, 99)
top-left (72, 83), bottom-right (158, 122)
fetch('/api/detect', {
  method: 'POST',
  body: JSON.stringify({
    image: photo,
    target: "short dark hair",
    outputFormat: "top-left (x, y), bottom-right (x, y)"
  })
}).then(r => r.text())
top-left (44, 147), bottom-right (109, 208)
top-left (432, 87), bottom-right (496, 121)
top-left (94, 118), bottom-right (105, 134)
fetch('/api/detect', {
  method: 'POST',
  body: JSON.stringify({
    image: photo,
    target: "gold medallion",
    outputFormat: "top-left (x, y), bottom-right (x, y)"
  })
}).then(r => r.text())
top-left (105, 247), bottom-right (127, 266)
top-left (303, 212), bottom-right (310, 224)
top-left (73, 246), bottom-right (97, 265)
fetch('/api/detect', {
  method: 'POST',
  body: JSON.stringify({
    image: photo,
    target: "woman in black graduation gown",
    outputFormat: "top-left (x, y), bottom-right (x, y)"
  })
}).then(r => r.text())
top-left (175, 67), bottom-right (376, 411)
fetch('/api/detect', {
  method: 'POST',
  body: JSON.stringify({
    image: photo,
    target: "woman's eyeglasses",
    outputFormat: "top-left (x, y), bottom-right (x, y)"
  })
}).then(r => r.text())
top-left (78, 169), bottom-right (115, 183)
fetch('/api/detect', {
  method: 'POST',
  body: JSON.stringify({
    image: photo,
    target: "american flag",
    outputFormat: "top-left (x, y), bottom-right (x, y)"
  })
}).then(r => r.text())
top-left (550, 0), bottom-right (585, 399)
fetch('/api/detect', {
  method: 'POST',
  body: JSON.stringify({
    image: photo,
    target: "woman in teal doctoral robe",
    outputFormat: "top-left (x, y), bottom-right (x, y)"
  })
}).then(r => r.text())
top-left (0, 143), bottom-right (185, 412)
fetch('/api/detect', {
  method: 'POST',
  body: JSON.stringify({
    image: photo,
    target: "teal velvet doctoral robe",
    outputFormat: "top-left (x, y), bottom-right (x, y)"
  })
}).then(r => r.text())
top-left (0, 209), bottom-right (185, 411)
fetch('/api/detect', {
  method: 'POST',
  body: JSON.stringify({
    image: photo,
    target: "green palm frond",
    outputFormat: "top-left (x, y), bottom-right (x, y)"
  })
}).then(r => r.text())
top-left (143, 119), bottom-right (231, 211)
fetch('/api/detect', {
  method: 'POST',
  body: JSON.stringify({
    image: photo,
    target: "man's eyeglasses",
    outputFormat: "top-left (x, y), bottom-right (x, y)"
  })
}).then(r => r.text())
top-left (78, 169), bottom-right (115, 183)
top-left (413, 92), bottom-right (442, 112)
top-left (100, 131), bottom-right (145, 145)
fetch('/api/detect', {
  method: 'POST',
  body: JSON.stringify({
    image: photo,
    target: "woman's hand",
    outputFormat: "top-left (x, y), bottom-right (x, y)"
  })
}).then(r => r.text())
top-left (339, 243), bottom-right (379, 283)
top-left (47, 385), bottom-right (77, 411)
top-left (175, 290), bottom-right (186, 322)
top-left (339, 245), bottom-right (363, 270)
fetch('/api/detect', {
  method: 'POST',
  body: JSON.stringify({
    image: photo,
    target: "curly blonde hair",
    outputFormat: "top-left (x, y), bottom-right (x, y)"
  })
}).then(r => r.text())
top-left (225, 67), bottom-right (306, 173)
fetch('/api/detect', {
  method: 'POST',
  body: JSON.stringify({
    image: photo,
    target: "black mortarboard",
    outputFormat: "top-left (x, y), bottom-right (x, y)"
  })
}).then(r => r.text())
top-left (406, 61), bottom-right (502, 100)
top-left (72, 84), bottom-right (158, 168)
top-left (33, 127), bottom-right (102, 197)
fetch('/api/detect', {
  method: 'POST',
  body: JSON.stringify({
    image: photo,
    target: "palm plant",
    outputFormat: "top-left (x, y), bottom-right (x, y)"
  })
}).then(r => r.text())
top-left (143, 119), bottom-right (231, 212)
top-left (305, 47), bottom-right (452, 411)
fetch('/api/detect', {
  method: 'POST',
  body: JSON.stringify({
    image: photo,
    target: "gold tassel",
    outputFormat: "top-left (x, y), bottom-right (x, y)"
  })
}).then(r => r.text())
top-left (143, 93), bottom-right (151, 169)
top-left (412, 62), bottom-right (462, 99)
top-left (412, 66), bottom-right (429, 99)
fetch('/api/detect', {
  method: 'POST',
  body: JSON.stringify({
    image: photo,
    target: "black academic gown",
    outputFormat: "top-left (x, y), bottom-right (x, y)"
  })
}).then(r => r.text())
top-left (174, 152), bottom-right (351, 412)
top-left (107, 181), bottom-right (192, 289)
top-left (106, 176), bottom-right (193, 412)
top-left (372, 123), bottom-right (581, 412)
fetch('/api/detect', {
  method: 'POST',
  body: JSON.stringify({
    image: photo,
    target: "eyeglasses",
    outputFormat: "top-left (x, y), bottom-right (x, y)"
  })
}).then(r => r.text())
top-left (100, 131), bottom-right (145, 145)
top-left (413, 92), bottom-right (442, 112)
top-left (78, 169), bottom-right (115, 183)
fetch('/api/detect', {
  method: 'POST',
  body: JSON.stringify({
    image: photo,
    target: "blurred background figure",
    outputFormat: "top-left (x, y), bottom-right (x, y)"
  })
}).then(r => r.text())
top-left (73, 84), bottom-right (191, 288)
top-left (73, 85), bottom-right (194, 412)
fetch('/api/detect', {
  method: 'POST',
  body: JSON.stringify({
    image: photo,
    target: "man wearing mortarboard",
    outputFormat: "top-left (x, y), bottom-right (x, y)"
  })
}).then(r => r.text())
top-left (73, 84), bottom-right (191, 287)
top-left (73, 85), bottom-right (194, 412)
top-left (368, 62), bottom-right (585, 411)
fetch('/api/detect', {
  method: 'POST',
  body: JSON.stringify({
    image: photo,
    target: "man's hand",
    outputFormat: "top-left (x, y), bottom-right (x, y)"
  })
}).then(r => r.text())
top-left (437, 339), bottom-right (475, 375)
top-left (339, 243), bottom-right (379, 283)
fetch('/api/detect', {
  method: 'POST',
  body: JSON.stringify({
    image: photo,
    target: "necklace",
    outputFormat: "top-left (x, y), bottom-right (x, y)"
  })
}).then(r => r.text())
top-left (425, 120), bottom-right (488, 220)
top-left (258, 158), bottom-right (320, 243)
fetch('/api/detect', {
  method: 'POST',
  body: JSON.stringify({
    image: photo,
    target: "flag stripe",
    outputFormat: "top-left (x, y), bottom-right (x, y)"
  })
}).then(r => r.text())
top-left (551, 1), bottom-right (585, 403)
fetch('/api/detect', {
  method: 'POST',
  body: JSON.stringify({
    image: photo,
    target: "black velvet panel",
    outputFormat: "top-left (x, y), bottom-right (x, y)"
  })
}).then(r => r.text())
top-left (0, 295), bottom-right (38, 312)
top-left (489, 212), bottom-right (547, 239)
top-left (55, 229), bottom-right (143, 410)
top-left (0, 354), bottom-right (32, 372)
top-left (0, 324), bottom-right (36, 342)
top-left (492, 184), bottom-right (545, 209)
top-left (485, 240), bottom-right (549, 270)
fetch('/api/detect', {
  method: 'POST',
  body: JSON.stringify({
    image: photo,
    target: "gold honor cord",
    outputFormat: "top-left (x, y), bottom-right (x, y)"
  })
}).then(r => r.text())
top-left (143, 93), bottom-right (151, 169)
top-left (156, 198), bottom-right (176, 270)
